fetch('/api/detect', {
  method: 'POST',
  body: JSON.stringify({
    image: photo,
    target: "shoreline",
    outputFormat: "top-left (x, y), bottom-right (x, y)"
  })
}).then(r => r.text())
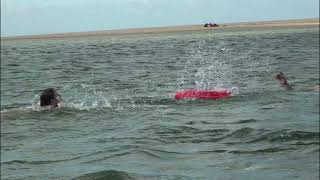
top-left (1, 18), bottom-right (319, 41)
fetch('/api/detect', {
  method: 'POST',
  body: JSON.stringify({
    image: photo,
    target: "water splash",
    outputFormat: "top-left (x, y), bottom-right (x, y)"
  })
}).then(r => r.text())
top-left (65, 85), bottom-right (112, 111)
top-left (31, 94), bottom-right (41, 111)
top-left (27, 83), bottom-right (153, 112)
top-left (230, 86), bottom-right (239, 95)
top-left (178, 40), bottom-right (235, 91)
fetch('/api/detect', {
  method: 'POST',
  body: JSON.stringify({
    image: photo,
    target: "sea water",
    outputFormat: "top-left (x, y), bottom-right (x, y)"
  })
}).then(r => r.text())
top-left (1, 27), bottom-right (319, 179)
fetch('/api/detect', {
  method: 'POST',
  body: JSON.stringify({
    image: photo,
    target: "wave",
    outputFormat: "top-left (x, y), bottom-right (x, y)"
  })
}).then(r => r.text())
top-left (216, 128), bottom-right (320, 145)
top-left (1, 155), bottom-right (84, 165)
top-left (243, 129), bottom-right (319, 143)
top-left (72, 169), bottom-right (190, 180)
top-left (70, 135), bottom-right (318, 165)
top-left (145, 126), bottom-right (319, 145)
top-left (83, 146), bottom-right (189, 164)
top-left (195, 146), bottom-right (299, 155)
top-left (72, 170), bottom-right (135, 180)
top-left (228, 147), bottom-right (297, 154)
top-left (186, 118), bottom-right (258, 125)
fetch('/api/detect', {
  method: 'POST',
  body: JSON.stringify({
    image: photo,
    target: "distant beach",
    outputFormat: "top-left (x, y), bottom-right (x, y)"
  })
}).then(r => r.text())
top-left (1, 18), bottom-right (319, 41)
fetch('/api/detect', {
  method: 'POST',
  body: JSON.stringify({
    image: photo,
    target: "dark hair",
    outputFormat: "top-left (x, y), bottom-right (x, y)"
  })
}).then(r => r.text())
top-left (275, 72), bottom-right (289, 86)
top-left (40, 88), bottom-right (59, 106)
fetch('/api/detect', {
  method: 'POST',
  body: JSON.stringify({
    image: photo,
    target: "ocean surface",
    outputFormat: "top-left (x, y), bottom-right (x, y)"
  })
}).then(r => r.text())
top-left (1, 26), bottom-right (319, 180)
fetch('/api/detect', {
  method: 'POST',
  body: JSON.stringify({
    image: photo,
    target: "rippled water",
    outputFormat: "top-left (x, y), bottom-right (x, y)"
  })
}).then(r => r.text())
top-left (1, 27), bottom-right (319, 180)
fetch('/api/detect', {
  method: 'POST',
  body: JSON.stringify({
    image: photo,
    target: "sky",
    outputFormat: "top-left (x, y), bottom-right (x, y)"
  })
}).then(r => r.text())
top-left (1, 0), bottom-right (319, 37)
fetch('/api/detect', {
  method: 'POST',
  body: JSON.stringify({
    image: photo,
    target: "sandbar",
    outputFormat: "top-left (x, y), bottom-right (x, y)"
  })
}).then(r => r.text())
top-left (1, 18), bottom-right (319, 41)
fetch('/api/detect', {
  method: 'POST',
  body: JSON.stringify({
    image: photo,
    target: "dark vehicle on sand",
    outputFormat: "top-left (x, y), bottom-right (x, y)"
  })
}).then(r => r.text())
top-left (204, 22), bottom-right (219, 27)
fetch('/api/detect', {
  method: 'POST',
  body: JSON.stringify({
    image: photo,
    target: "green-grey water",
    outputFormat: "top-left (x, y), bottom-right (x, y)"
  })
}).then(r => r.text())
top-left (1, 27), bottom-right (319, 180)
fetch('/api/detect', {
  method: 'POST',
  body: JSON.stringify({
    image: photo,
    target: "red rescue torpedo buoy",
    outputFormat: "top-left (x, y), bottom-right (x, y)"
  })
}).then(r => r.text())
top-left (175, 89), bottom-right (232, 100)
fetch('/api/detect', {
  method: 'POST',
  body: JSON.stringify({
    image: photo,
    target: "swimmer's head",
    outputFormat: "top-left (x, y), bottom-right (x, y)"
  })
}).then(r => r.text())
top-left (275, 72), bottom-right (284, 80)
top-left (275, 72), bottom-right (288, 85)
top-left (40, 88), bottom-right (61, 108)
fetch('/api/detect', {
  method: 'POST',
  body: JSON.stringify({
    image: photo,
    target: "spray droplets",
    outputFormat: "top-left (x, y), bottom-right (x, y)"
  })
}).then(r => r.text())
top-left (178, 40), bottom-right (235, 91)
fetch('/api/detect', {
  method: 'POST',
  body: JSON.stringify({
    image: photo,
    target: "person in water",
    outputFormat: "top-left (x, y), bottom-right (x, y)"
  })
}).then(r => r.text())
top-left (1, 88), bottom-right (61, 119)
top-left (40, 88), bottom-right (62, 108)
top-left (275, 72), bottom-right (319, 91)
top-left (275, 72), bottom-right (293, 90)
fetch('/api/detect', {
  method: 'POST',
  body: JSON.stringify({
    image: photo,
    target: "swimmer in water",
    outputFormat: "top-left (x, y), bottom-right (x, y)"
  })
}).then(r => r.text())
top-left (1, 88), bottom-right (62, 119)
top-left (275, 72), bottom-right (319, 91)
top-left (40, 88), bottom-right (62, 109)
top-left (275, 72), bottom-right (293, 90)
